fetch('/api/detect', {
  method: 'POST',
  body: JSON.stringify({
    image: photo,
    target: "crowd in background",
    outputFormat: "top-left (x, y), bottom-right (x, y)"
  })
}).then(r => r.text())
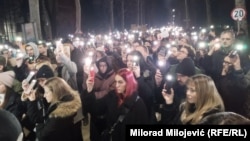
top-left (0, 25), bottom-right (250, 141)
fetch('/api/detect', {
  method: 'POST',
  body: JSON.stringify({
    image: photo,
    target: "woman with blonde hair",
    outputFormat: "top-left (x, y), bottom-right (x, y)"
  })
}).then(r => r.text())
top-left (161, 74), bottom-right (225, 124)
top-left (24, 77), bottom-right (83, 141)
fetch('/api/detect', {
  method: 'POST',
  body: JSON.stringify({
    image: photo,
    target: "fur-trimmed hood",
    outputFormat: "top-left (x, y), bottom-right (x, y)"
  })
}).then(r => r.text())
top-left (49, 91), bottom-right (82, 118)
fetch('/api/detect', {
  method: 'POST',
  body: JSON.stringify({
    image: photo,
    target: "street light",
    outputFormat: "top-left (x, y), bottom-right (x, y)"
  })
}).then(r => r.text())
top-left (172, 9), bottom-right (176, 26)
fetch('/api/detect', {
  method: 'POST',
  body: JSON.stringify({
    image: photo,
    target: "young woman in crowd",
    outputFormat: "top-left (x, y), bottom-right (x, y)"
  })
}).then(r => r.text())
top-left (83, 55), bottom-right (116, 141)
top-left (0, 71), bottom-right (24, 119)
top-left (23, 77), bottom-right (83, 141)
top-left (126, 50), bottom-right (156, 123)
top-left (86, 68), bottom-right (149, 141)
top-left (160, 74), bottom-right (225, 124)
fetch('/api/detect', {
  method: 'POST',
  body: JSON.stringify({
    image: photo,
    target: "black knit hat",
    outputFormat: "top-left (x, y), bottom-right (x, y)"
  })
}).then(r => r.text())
top-left (176, 57), bottom-right (195, 77)
top-left (0, 109), bottom-right (23, 141)
top-left (36, 65), bottom-right (54, 79)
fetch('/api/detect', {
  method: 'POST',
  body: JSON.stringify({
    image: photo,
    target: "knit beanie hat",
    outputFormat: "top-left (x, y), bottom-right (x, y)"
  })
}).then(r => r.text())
top-left (0, 109), bottom-right (23, 141)
top-left (0, 71), bottom-right (15, 88)
top-left (0, 55), bottom-right (6, 66)
top-left (176, 57), bottom-right (195, 77)
top-left (36, 65), bottom-right (54, 79)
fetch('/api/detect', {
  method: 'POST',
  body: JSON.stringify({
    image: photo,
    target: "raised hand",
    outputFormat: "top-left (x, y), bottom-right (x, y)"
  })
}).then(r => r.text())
top-left (162, 84), bottom-right (174, 105)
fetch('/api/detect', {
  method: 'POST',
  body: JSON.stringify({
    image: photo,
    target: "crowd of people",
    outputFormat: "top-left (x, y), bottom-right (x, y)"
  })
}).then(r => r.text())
top-left (0, 25), bottom-right (250, 141)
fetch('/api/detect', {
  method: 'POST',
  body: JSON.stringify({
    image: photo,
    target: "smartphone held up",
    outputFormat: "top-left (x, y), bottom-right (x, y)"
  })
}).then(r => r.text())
top-left (132, 55), bottom-right (139, 66)
top-left (164, 74), bottom-right (174, 94)
top-left (89, 66), bottom-right (95, 82)
top-left (24, 79), bottom-right (38, 94)
top-left (229, 50), bottom-right (238, 58)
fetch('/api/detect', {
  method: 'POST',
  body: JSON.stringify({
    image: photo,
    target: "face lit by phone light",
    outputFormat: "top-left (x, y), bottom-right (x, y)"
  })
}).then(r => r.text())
top-left (37, 78), bottom-right (47, 87)
top-left (121, 48), bottom-right (129, 64)
top-left (98, 62), bottom-right (108, 74)
top-left (43, 86), bottom-right (54, 103)
top-left (220, 32), bottom-right (234, 48)
top-left (176, 73), bottom-right (189, 86)
top-left (186, 82), bottom-right (197, 104)
top-left (25, 46), bottom-right (35, 57)
top-left (169, 46), bottom-right (178, 58)
top-left (2, 49), bottom-right (12, 59)
top-left (177, 47), bottom-right (188, 61)
top-left (115, 74), bottom-right (126, 94)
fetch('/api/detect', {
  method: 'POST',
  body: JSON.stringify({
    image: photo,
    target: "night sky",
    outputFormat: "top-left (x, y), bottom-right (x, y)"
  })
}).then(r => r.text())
top-left (0, 0), bottom-right (250, 37)
top-left (81, 0), bottom-right (250, 32)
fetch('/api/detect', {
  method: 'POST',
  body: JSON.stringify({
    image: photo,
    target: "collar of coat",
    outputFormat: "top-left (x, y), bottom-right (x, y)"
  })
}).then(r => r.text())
top-left (49, 91), bottom-right (81, 118)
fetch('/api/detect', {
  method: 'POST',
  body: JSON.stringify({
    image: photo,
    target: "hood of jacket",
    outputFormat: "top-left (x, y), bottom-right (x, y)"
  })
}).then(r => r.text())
top-left (96, 56), bottom-right (114, 79)
top-left (49, 91), bottom-right (82, 118)
top-left (25, 42), bottom-right (40, 60)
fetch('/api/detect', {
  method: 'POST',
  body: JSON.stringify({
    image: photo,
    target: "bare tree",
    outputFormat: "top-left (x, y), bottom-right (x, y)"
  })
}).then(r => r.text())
top-left (40, 0), bottom-right (52, 40)
top-left (110, 0), bottom-right (114, 31)
top-left (184, 0), bottom-right (190, 28)
top-left (75, 0), bottom-right (82, 35)
top-left (206, 0), bottom-right (212, 26)
top-left (121, 0), bottom-right (124, 30)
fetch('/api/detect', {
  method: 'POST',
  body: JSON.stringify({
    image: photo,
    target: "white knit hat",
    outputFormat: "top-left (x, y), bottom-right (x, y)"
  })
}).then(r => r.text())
top-left (0, 71), bottom-right (15, 88)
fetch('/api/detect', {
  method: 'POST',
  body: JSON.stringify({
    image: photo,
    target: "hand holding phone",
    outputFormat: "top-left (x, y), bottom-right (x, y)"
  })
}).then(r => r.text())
top-left (161, 86), bottom-right (174, 105)
top-left (132, 55), bottom-right (139, 66)
top-left (26, 71), bottom-right (36, 83)
top-left (24, 79), bottom-right (37, 94)
top-left (86, 69), bottom-right (95, 92)
top-left (165, 74), bottom-right (174, 94)
top-left (229, 50), bottom-right (238, 58)
top-left (0, 94), bottom-right (5, 105)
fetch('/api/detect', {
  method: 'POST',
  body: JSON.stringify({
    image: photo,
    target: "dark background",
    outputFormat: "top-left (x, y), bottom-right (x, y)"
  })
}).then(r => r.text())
top-left (81, 0), bottom-right (250, 32)
top-left (0, 0), bottom-right (249, 38)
